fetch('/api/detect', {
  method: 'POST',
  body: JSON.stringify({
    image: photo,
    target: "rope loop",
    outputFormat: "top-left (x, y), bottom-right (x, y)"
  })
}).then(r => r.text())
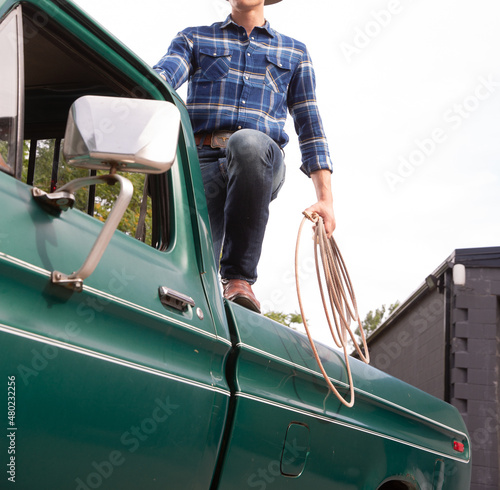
top-left (295, 212), bottom-right (370, 408)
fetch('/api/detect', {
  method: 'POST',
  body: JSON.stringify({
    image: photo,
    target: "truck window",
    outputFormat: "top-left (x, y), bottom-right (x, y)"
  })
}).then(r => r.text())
top-left (3, 4), bottom-right (171, 249)
top-left (0, 8), bottom-right (22, 176)
top-left (22, 138), bottom-right (155, 245)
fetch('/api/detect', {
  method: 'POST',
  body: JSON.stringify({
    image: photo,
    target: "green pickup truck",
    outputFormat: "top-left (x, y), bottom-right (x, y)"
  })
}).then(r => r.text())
top-left (0, 1), bottom-right (471, 489)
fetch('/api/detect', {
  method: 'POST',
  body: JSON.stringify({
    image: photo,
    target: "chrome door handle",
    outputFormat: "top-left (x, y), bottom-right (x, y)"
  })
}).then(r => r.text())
top-left (158, 287), bottom-right (195, 312)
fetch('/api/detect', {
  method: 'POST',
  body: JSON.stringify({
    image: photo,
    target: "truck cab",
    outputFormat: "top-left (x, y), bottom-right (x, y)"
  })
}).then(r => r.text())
top-left (0, 2), bottom-right (471, 489)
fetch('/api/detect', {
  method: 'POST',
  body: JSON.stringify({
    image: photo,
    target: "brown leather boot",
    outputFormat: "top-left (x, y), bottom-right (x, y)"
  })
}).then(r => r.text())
top-left (222, 279), bottom-right (261, 313)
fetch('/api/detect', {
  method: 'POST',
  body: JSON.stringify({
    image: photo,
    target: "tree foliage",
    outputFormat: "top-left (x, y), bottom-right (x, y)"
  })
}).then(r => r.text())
top-left (359, 301), bottom-right (400, 338)
top-left (22, 139), bottom-right (152, 241)
top-left (264, 311), bottom-right (304, 330)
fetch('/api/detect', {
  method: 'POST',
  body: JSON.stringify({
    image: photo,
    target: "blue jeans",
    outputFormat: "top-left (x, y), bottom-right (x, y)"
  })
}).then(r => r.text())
top-left (197, 129), bottom-right (285, 284)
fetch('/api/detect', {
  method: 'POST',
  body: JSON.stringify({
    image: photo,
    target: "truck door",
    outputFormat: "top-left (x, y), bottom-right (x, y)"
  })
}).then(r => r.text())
top-left (0, 4), bottom-right (230, 489)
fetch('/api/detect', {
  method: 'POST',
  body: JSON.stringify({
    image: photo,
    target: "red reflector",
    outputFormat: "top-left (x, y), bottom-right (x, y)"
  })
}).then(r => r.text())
top-left (453, 441), bottom-right (465, 453)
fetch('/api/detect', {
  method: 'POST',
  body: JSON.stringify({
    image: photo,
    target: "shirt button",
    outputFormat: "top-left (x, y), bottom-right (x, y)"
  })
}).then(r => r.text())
top-left (247, 52), bottom-right (251, 56)
top-left (238, 126), bottom-right (242, 129)
top-left (242, 100), bottom-right (246, 104)
top-left (245, 75), bottom-right (249, 80)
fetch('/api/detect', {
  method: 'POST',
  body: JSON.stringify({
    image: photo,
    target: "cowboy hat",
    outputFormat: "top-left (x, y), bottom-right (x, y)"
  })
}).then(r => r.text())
top-left (227, 0), bottom-right (282, 5)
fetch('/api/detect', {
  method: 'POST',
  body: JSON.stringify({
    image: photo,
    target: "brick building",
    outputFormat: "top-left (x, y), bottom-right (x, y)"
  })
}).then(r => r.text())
top-left (363, 247), bottom-right (500, 490)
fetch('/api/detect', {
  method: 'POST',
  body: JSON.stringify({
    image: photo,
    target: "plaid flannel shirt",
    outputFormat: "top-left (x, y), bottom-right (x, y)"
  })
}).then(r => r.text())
top-left (153, 16), bottom-right (332, 176)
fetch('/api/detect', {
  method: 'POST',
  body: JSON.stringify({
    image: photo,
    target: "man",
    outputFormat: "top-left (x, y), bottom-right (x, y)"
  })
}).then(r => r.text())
top-left (154, 0), bottom-right (335, 313)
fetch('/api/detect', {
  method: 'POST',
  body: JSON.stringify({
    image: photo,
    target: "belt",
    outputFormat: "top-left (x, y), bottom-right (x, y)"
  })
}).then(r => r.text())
top-left (194, 131), bottom-right (235, 149)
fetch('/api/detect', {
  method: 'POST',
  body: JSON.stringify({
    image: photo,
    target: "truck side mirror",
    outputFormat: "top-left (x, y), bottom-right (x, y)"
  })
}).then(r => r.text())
top-left (64, 95), bottom-right (180, 174)
top-left (32, 95), bottom-right (181, 291)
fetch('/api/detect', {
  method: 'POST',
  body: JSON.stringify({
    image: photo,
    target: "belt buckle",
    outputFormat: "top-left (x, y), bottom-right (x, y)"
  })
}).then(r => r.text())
top-left (211, 131), bottom-right (232, 149)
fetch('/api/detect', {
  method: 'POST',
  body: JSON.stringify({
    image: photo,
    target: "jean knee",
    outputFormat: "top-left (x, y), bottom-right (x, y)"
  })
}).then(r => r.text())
top-left (226, 129), bottom-right (265, 162)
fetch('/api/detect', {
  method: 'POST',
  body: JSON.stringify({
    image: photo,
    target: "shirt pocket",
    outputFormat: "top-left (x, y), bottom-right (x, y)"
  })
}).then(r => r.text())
top-left (198, 47), bottom-right (232, 81)
top-left (265, 55), bottom-right (293, 93)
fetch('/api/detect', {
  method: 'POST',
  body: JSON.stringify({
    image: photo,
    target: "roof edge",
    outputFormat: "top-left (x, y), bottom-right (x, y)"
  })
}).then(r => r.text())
top-left (361, 251), bottom-right (455, 347)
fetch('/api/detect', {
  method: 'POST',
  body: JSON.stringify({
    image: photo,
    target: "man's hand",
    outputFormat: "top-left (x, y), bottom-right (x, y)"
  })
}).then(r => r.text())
top-left (305, 169), bottom-right (336, 238)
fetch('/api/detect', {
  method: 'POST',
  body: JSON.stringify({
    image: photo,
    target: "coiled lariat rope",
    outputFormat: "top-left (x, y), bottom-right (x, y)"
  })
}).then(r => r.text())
top-left (295, 211), bottom-right (370, 408)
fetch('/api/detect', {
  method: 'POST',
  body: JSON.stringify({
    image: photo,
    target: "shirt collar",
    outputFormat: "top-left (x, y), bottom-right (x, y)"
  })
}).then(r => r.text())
top-left (221, 15), bottom-right (275, 38)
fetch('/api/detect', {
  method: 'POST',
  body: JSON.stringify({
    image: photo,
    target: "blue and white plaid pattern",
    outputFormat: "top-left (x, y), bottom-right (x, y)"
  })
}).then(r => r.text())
top-left (154, 16), bottom-right (332, 176)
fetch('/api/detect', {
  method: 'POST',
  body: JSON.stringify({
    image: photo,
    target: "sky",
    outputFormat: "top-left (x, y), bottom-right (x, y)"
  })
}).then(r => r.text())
top-left (76, 0), bottom-right (500, 347)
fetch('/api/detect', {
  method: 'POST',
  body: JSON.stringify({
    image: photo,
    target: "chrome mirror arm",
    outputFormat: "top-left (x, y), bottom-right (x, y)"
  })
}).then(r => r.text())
top-left (32, 173), bottom-right (133, 291)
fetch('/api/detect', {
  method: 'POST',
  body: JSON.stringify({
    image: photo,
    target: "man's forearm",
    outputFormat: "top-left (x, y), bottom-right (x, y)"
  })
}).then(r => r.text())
top-left (305, 169), bottom-right (336, 237)
top-left (311, 169), bottom-right (333, 203)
